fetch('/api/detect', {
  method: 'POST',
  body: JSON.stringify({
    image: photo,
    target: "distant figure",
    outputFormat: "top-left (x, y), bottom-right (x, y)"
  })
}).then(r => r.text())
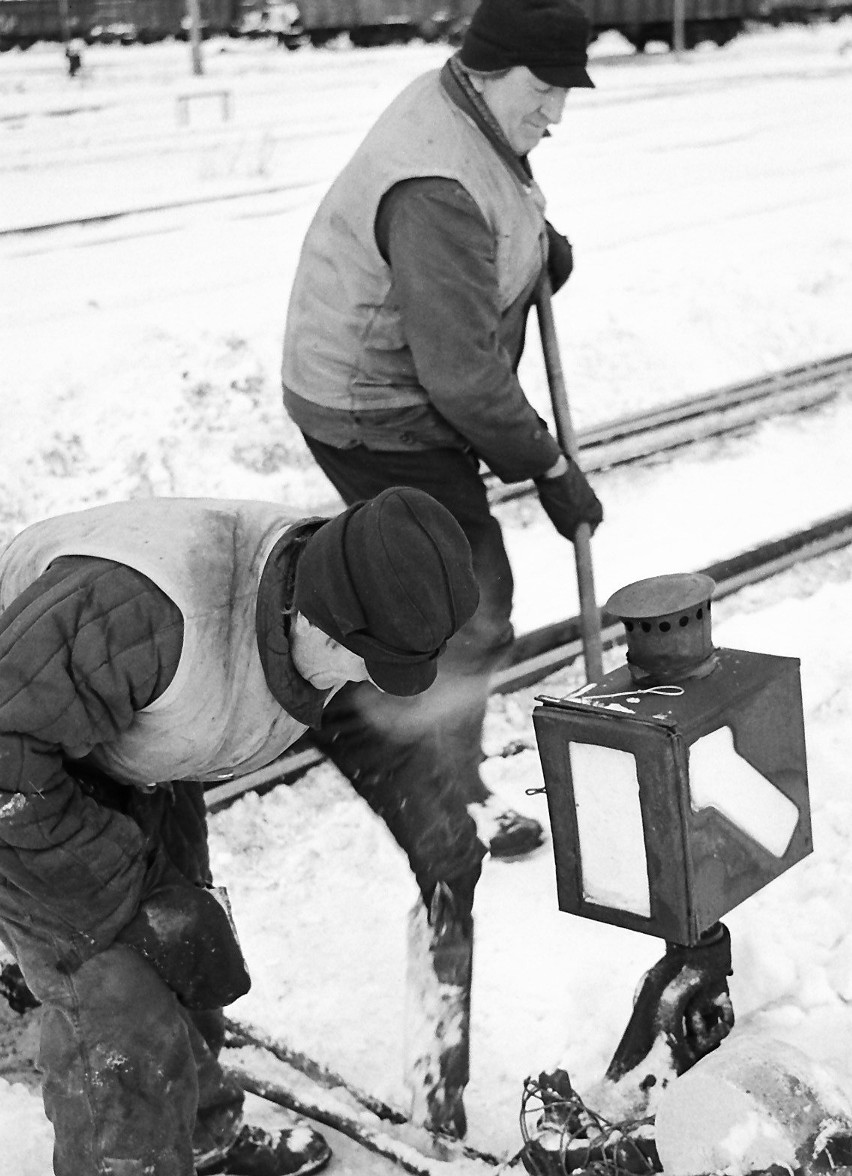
top-left (65, 37), bottom-right (85, 77)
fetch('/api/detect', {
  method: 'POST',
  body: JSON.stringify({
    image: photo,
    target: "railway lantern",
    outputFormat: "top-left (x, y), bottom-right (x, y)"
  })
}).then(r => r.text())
top-left (532, 573), bottom-right (812, 945)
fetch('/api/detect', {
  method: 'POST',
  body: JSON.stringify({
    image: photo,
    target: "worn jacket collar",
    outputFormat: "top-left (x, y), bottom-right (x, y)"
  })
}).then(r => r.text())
top-left (440, 54), bottom-right (535, 189)
top-left (255, 520), bottom-right (330, 729)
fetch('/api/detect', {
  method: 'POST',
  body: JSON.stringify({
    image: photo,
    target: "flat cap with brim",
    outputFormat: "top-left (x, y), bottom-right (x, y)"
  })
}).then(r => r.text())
top-left (461, 0), bottom-right (595, 88)
top-left (292, 487), bottom-right (480, 696)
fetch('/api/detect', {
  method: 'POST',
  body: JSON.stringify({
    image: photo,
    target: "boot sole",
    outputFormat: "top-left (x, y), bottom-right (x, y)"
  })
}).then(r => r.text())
top-left (218, 1140), bottom-right (332, 1176)
top-left (294, 1145), bottom-right (333, 1176)
top-left (489, 839), bottom-right (546, 862)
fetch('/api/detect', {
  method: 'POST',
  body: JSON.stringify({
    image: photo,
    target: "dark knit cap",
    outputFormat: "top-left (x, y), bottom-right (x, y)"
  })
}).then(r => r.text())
top-left (292, 488), bottom-right (479, 697)
top-left (461, 0), bottom-right (594, 88)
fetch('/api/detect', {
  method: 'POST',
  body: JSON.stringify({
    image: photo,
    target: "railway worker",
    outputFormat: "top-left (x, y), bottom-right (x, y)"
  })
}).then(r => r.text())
top-left (0, 489), bottom-right (481, 1176)
top-left (64, 36), bottom-right (84, 77)
top-left (280, 0), bottom-right (604, 865)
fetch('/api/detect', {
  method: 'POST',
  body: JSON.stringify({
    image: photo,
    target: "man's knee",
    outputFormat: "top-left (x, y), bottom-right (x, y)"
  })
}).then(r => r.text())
top-left (420, 862), bottom-right (481, 930)
top-left (411, 807), bottom-right (486, 920)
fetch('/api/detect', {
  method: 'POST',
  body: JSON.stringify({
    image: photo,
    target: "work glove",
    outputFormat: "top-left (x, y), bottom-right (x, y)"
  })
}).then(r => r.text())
top-left (534, 459), bottom-right (604, 542)
top-left (545, 221), bottom-right (574, 292)
top-left (117, 853), bottom-right (251, 1011)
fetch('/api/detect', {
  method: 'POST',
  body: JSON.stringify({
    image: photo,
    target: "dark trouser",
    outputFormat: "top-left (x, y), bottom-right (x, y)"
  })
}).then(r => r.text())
top-left (303, 438), bottom-right (516, 916)
top-left (0, 781), bottom-right (244, 1176)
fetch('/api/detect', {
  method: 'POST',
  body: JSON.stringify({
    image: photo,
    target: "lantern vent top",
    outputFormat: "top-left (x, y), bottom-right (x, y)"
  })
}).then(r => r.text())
top-left (604, 573), bottom-right (717, 685)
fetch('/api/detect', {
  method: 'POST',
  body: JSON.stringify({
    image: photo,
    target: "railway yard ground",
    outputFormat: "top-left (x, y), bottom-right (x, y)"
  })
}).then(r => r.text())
top-left (2, 17), bottom-right (852, 1173)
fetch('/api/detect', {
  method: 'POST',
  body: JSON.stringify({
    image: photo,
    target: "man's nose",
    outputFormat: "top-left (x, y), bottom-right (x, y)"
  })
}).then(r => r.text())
top-left (542, 88), bottom-right (568, 124)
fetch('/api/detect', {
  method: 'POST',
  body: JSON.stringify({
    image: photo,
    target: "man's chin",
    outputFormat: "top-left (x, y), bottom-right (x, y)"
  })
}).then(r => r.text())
top-left (520, 130), bottom-right (547, 154)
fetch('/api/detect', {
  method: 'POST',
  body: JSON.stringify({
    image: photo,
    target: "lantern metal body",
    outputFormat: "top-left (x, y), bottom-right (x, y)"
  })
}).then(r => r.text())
top-left (532, 574), bottom-right (812, 946)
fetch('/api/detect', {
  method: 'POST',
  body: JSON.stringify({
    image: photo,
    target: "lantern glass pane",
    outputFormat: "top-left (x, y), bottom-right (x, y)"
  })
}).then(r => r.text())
top-left (568, 743), bottom-right (651, 917)
top-left (689, 726), bottom-right (799, 858)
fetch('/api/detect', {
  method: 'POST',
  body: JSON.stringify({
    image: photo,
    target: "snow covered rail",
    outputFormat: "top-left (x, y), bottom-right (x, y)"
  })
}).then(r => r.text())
top-left (0, 175), bottom-right (324, 239)
top-left (491, 348), bottom-right (852, 496)
top-left (498, 505), bottom-right (852, 692)
top-left (223, 1019), bottom-right (516, 1174)
top-left (204, 504), bottom-right (852, 812)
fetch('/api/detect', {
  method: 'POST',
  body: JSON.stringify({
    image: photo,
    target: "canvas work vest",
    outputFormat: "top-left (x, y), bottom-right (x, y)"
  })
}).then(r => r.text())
top-left (0, 498), bottom-right (309, 785)
top-left (281, 69), bottom-right (547, 410)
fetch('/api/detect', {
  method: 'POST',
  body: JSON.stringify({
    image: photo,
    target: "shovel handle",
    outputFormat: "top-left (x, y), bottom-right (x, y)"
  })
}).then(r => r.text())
top-left (535, 275), bottom-right (604, 683)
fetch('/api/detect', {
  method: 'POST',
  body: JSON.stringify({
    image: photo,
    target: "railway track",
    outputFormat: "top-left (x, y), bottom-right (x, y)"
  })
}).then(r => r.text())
top-left (204, 352), bottom-right (852, 812)
top-left (0, 175), bottom-right (325, 239)
top-left (491, 348), bottom-right (852, 492)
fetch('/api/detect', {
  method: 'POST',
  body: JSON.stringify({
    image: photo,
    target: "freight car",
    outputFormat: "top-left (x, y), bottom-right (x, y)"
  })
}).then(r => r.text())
top-left (84, 0), bottom-right (234, 42)
top-left (233, 0), bottom-right (852, 50)
top-left (0, 0), bottom-right (233, 47)
top-left (0, 0), bottom-right (849, 53)
top-left (587, 0), bottom-right (752, 49)
top-left (232, 0), bottom-right (475, 44)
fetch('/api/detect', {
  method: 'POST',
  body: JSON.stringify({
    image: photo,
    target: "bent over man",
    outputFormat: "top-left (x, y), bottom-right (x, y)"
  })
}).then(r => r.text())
top-left (0, 489), bottom-right (480, 1176)
top-left (282, 0), bottom-right (604, 865)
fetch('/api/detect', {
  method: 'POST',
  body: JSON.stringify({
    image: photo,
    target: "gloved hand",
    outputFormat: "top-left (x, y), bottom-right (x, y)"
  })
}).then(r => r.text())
top-left (545, 221), bottom-right (574, 292)
top-left (535, 459), bottom-right (603, 542)
top-left (117, 854), bottom-right (251, 1011)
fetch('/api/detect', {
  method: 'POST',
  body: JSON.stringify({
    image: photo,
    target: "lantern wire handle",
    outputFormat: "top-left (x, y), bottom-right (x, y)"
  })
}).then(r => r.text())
top-left (566, 685), bottom-right (685, 703)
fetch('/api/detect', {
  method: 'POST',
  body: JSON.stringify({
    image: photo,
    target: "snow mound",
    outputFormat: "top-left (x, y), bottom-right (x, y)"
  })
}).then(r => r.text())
top-left (0, 1078), bottom-right (53, 1170)
top-left (654, 1035), bottom-right (852, 1175)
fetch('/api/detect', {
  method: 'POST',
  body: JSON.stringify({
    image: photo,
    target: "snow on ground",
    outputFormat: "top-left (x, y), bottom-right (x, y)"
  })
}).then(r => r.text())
top-left (1, 18), bottom-right (852, 1174)
top-left (2, 19), bottom-right (852, 537)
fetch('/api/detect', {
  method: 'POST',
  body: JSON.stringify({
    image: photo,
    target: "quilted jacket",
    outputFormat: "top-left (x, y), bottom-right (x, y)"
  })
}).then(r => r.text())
top-left (0, 523), bottom-right (323, 971)
top-left (0, 556), bottom-right (185, 965)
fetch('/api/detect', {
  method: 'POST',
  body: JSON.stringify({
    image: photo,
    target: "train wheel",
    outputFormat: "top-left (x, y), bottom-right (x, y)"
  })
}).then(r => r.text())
top-left (417, 19), bottom-right (442, 42)
top-left (714, 19), bottom-right (742, 45)
top-left (623, 23), bottom-right (654, 52)
top-left (444, 19), bottom-right (469, 44)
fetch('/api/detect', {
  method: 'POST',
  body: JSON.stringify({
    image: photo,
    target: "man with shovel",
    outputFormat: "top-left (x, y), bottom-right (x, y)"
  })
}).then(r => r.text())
top-left (282, 0), bottom-right (603, 869)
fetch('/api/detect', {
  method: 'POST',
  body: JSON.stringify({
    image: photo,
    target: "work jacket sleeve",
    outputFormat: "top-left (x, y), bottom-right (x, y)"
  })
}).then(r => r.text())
top-left (0, 556), bottom-right (183, 966)
top-left (377, 177), bottom-right (563, 484)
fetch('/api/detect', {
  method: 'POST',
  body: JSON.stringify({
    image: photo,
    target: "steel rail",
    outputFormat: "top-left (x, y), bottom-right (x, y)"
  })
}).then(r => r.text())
top-left (0, 175), bottom-right (324, 239)
top-left (205, 504), bottom-right (852, 812)
top-left (498, 506), bottom-right (852, 693)
top-left (490, 349), bottom-right (851, 499)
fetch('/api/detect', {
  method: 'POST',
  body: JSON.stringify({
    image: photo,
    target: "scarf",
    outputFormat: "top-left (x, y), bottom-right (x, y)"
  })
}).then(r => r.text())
top-left (256, 520), bottom-right (331, 728)
top-left (440, 54), bottom-right (547, 214)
